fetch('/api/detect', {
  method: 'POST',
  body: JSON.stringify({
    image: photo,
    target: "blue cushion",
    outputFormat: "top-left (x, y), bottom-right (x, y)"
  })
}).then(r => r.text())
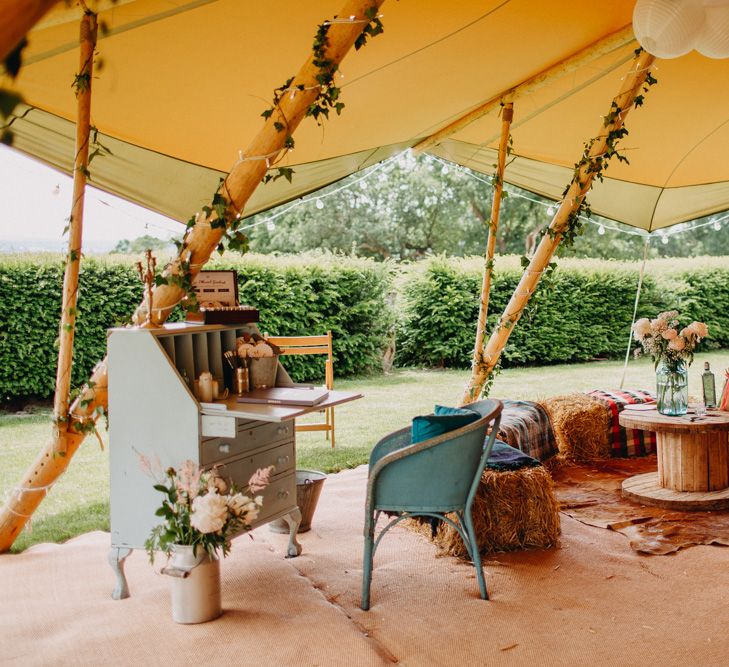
top-left (412, 405), bottom-right (479, 444)
top-left (434, 404), bottom-right (477, 417)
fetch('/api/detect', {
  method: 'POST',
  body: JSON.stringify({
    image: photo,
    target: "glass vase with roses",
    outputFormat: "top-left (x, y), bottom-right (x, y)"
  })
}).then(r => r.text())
top-left (632, 311), bottom-right (708, 416)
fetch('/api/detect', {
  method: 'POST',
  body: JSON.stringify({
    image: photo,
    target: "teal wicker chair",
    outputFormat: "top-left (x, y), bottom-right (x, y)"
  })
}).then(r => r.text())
top-left (361, 399), bottom-right (503, 610)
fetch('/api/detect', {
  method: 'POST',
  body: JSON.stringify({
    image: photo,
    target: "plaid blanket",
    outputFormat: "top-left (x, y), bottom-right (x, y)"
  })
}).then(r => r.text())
top-left (495, 399), bottom-right (557, 462)
top-left (585, 388), bottom-right (656, 457)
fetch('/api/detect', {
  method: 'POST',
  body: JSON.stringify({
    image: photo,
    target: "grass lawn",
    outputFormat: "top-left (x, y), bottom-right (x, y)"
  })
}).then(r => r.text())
top-left (2, 350), bottom-right (728, 552)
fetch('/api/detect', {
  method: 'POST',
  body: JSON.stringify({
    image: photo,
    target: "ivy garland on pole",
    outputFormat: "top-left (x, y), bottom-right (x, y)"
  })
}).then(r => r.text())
top-left (502, 49), bottom-right (658, 337)
top-left (155, 8), bottom-right (385, 311)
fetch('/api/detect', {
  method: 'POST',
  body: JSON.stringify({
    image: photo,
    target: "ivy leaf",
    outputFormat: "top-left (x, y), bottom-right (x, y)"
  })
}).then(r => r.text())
top-left (0, 90), bottom-right (23, 119)
top-left (4, 38), bottom-right (27, 79)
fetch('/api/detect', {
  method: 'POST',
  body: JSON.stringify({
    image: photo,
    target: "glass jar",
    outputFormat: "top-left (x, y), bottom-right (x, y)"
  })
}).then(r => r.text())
top-left (656, 359), bottom-right (688, 416)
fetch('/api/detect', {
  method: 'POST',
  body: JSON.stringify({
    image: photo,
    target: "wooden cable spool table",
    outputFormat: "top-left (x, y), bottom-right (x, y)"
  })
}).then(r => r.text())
top-left (619, 407), bottom-right (729, 510)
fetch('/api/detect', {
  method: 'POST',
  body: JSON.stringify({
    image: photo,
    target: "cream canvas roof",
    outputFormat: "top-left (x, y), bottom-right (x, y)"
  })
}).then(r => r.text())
top-left (7, 0), bottom-right (729, 231)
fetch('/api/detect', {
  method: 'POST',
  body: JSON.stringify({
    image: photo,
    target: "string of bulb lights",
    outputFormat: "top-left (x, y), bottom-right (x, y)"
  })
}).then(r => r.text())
top-left (236, 149), bottom-right (726, 245)
top-left (426, 154), bottom-right (727, 244)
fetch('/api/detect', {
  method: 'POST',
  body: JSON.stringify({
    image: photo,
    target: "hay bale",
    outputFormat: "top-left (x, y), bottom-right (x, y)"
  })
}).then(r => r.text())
top-left (540, 393), bottom-right (610, 461)
top-left (408, 466), bottom-right (561, 558)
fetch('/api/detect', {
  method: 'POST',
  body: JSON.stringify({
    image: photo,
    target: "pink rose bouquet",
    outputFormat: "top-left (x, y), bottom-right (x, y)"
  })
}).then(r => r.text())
top-left (145, 460), bottom-right (273, 562)
top-left (632, 311), bottom-right (708, 368)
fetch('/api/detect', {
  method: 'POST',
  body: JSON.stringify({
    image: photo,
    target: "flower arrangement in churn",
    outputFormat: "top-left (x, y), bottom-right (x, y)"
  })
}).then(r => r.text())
top-left (632, 311), bottom-right (708, 369)
top-left (143, 458), bottom-right (273, 561)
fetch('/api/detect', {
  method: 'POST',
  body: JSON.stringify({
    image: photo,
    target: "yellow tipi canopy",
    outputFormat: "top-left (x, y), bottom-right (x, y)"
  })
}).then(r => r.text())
top-left (6, 0), bottom-right (729, 230)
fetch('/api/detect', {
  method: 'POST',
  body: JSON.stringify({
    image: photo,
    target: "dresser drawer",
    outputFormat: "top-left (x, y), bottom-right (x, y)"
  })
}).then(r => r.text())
top-left (201, 420), bottom-right (294, 465)
top-left (254, 472), bottom-right (296, 525)
top-left (216, 441), bottom-right (295, 488)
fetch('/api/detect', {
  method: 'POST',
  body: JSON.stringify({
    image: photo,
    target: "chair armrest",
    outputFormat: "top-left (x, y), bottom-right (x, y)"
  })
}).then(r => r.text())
top-left (365, 402), bottom-right (503, 517)
top-left (369, 426), bottom-right (412, 468)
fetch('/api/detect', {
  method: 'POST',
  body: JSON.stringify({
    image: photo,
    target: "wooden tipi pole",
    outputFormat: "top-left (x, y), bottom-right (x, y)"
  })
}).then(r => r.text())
top-left (54, 8), bottom-right (97, 432)
top-left (461, 103), bottom-right (513, 405)
top-left (0, 9), bottom-right (97, 550)
top-left (0, 0), bottom-right (385, 552)
top-left (460, 50), bottom-right (656, 405)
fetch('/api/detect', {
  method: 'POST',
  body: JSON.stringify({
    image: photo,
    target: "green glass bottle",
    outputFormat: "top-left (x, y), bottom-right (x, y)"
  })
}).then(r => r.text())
top-left (702, 361), bottom-right (717, 409)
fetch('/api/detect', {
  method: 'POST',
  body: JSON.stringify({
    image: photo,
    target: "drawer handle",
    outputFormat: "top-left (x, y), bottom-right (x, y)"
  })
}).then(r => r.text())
top-left (277, 490), bottom-right (290, 499)
top-left (276, 425), bottom-right (289, 435)
top-left (218, 443), bottom-right (230, 454)
top-left (276, 455), bottom-right (290, 466)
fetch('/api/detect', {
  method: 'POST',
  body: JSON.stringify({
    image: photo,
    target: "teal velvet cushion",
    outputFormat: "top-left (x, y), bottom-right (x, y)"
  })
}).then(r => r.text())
top-left (411, 405), bottom-right (479, 444)
top-left (434, 405), bottom-right (477, 417)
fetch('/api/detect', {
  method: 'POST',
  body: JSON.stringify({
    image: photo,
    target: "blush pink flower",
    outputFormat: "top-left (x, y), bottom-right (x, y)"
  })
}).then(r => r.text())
top-left (661, 328), bottom-right (678, 340)
top-left (632, 318), bottom-right (652, 339)
top-left (248, 465), bottom-right (274, 493)
top-left (668, 336), bottom-right (686, 352)
top-left (687, 321), bottom-right (708, 339)
top-left (176, 460), bottom-right (202, 499)
top-left (138, 453), bottom-right (152, 476)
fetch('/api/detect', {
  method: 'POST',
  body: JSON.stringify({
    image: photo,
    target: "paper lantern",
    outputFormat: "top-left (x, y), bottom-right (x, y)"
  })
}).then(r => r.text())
top-left (696, 4), bottom-right (729, 58)
top-left (633, 0), bottom-right (706, 58)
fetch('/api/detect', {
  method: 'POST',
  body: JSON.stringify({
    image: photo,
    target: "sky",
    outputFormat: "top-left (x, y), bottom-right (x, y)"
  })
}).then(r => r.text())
top-left (0, 145), bottom-right (182, 252)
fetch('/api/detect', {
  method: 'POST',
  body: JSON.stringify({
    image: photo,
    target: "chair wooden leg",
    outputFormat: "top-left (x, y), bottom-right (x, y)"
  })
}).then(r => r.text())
top-left (463, 512), bottom-right (488, 600)
top-left (330, 407), bottom-right (335, 449)
top-left (361, 522), bottom-right (375, 610)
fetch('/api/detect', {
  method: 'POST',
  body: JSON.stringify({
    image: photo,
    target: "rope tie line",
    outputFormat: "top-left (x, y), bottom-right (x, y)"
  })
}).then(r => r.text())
top-left (13, 484), bottom-right (53, 495)
top-left (235, 148), bottom-right (285, 169)
top-left (323, 14), bottom-right (382, 25)
top-left (5, 505), bottom-right (33, 519)
top-left (222, 178), bottom-right (243, 219)
top-left (283, 83), bottom-right (322, 100)
top-left (620, 64), bottom-right (658, 80)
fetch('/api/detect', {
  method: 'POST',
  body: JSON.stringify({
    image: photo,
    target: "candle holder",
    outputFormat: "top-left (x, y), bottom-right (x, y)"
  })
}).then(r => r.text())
top-left (136, 249), bottom-right (161, 329)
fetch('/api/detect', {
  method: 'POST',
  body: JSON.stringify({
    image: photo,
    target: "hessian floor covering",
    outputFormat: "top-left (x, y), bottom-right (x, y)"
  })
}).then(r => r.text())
top-left (2, 465), bottom-right (729, 666)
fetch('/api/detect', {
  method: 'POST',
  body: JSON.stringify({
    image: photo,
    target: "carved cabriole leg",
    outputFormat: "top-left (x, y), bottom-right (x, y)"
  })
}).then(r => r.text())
top-left (282, 508), bottom-right (302, 558)
top-left (108, 546), bottom-right (133, 600)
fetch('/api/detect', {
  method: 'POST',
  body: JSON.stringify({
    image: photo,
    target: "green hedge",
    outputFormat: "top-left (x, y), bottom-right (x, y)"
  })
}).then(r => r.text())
top-left (396, 257), bottom-right (728, 368)
top-left (0, 254), bottom-right (393, 403)
top-left (2, 253), bottom-right (727, 404)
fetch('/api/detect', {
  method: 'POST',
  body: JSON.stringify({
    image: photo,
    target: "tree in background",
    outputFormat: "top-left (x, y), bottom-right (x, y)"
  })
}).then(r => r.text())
top-left (248, 153), bottom-right (546, 260)
top-left (110, 234), bottom-right (173, 254)
top-left (246, 153), bottom-right (728, 261)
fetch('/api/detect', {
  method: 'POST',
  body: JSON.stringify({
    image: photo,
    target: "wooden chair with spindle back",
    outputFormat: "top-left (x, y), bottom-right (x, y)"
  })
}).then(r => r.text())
top-left (266, 332), bottom-right (336, 447)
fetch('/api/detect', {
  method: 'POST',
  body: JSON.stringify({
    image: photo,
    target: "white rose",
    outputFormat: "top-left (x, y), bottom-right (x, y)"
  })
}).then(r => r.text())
top-left (190, 493), bottom-right (229, 534)
top-left (227, 493), bottom-right (251, 517)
